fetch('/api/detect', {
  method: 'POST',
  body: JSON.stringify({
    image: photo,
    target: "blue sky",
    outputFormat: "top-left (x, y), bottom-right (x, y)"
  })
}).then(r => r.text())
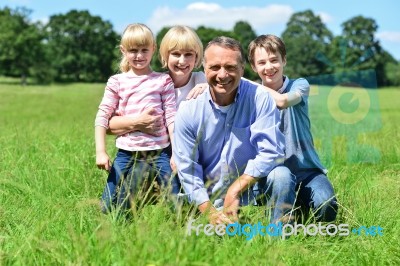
top-left (2, 0), bottom-right (400, 60)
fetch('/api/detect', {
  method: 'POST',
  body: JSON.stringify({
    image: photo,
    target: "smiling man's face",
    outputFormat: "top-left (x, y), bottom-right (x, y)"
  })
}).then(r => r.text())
top-left (203, 44), bottom-right (244, 106)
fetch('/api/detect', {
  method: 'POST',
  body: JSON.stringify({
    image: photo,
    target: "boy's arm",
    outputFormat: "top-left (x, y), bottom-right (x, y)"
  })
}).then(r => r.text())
top-left (95, 126), bottom-right (111, 171)
top-left (241, 77), bottom-right (302, 109)
top-left (263, 86), bottom-right (302, 109)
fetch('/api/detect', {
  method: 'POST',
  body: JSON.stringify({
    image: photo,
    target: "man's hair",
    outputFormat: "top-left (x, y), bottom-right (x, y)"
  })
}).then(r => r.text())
top-left (204, 36), bottom-right (245, 65)
top-left (247, 34), bottom-right (286, 67)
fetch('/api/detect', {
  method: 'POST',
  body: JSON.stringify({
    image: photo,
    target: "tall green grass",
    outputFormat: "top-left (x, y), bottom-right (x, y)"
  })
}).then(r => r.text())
top-left (0, 83), bottom-right (399, 265)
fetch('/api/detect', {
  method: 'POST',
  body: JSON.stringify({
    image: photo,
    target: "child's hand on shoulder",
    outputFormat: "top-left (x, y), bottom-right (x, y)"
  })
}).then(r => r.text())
top-left (186, 83), bottom-right (208, 100)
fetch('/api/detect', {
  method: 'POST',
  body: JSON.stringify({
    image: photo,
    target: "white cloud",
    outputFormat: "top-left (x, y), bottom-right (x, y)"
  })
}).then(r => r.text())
top-left (36, 16), bottom-right (49, 25)
top-left (187, 2), bottom-right (221, 12)
top-left (317, 12), bottom-right (333, 23)
top-left (147, 3), bottom-right (294, 35)
top-left (376, 31), bottom-right (400, 43)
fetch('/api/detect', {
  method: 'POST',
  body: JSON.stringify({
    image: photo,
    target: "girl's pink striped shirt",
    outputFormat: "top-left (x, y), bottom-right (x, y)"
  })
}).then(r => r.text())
top-left (95, 71), bottom-right (176, 151)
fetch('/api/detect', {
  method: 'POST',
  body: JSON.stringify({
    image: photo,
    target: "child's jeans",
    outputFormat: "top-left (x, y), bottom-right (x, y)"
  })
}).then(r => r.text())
top-left (100, 147), bottom-right (177, 213)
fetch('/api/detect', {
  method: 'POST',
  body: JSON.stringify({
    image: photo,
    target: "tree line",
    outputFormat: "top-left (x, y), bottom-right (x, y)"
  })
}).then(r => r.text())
top-left (1, 7), bottom-right (399, 87)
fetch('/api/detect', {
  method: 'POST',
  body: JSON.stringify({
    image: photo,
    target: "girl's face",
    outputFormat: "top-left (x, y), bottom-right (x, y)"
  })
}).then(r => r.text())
top-left (251, 47), bottom-right (286, 91)
top-left (167, 49), bottom-right (196, 86)
top-left (121, 45), bottom-right (154, 75)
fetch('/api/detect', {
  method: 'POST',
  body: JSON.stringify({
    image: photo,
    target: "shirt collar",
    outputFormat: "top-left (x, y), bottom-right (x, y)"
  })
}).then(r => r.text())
top-left (207, 80), bottom-right (241, 107)
top-left (277, 76), bottom-right (289, 94)
top-left (262, 76), bottom-right (288, 94)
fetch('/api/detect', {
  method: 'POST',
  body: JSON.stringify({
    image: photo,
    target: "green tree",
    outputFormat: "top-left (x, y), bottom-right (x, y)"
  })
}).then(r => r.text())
top-left (196, 25), bottom-right (258, 80)
top-left (45, 10), bottom-right (118, 82)
top-left (384, 59), bottom-right (400, 86)
top-left (326, 16), bottom-right (391, 86)
top-left (233, 21), bottom-right (257, 54)
top-left (233, 21), bottom-right (258, 80)
top-left (151, 27), bottom-right (170, 72)
top-left (281, 10), bottom-right (333, 79)
top-left (196, 25), bottom-right (234, 48)
top-left (340, 16), bottom-right (380, 69)
top-left (0, 7), bottom-right (49, 84)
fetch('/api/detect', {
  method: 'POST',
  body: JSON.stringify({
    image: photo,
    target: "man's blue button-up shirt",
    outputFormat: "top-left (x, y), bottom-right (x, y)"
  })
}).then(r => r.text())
top-left (172, 78), bottom-right (285, 207)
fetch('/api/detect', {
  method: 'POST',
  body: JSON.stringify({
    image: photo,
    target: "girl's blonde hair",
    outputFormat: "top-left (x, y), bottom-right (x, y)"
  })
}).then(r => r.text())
top-left (159, 25), bottom-right (203, 69)
top-left (119, 23), bottom-right (156, 72)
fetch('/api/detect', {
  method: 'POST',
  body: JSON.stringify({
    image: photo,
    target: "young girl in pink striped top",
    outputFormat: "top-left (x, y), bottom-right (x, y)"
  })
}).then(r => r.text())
top-left (94, 23), bottom-right (176, 213)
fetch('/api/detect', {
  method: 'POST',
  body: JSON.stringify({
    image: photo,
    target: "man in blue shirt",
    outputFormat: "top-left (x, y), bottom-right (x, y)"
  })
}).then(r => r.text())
top-left (173, 36), bottom-right (296, 225)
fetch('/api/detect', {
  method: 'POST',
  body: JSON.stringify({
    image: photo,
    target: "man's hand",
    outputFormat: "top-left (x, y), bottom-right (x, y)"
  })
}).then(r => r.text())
top-left (96, 151), bottom-right (111, 172)
top-left (223, 193), bottom-right (240, 222)
top-left (198, 201), bottom-right (234, 225)
top-left (224, 174), bottom-right (257, 221)
top-left (209, 210), bottom-right (234, 225)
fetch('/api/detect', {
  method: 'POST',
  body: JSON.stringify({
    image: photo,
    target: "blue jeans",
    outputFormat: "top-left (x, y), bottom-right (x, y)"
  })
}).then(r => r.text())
top-left (252, 166), bottom-right (297, 224)
top-left (295, 170), bottom-right (338, 222)
top-left (164, 145), bottom-right (182, 194)
top-left (100, 147), bottom-right (176, 213)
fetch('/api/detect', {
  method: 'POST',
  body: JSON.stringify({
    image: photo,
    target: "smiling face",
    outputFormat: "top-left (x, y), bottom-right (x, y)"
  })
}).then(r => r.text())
top-left (159, 25), bottom-right (203, 87)
top-left (167, 49), bottom-right (196, 87)
top-left (119, 23), bottom-right (156, 74)
top-left (120, 45), bottom-right (154, 75)
top-left (203, 44), bottom-right (244, 106)
top-left (251, 47), bottom-right (286, 91)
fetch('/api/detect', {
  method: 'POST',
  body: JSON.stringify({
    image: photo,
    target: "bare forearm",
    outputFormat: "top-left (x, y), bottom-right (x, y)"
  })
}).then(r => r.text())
top-left (95, 126), bottom-right (111, 171)
top-left (108, 108), bottom-right (163, 136)
top-left (226, 174), bottom-right (256, 200)
top-left (95, 126), bottom-right (108, 153)
top-left (198, 201), bottom-right (216, 214)
top-left (264, 87), bottom-right (288, 109)
top-left (263, 86), bottom-right (301, 109)
top-left (167, 123), bottom-right (174, 145)
top-left (107, 116), bottom-right (136, 135)
top-left (224, 174), bottom-right (257, 219)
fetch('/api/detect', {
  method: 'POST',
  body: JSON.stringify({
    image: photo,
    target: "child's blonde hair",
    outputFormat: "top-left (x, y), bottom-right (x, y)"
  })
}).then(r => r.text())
top-left (159, 25), bottom-right (203, 69)
top-left (119, 23), bottom-right (156, 72)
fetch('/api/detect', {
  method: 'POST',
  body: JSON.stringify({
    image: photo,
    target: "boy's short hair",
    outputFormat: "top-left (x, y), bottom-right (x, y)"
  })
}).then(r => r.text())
top-left (159, 25), bottom-right (203, 69)
top-left (248, 34), bottom-right (286, 67)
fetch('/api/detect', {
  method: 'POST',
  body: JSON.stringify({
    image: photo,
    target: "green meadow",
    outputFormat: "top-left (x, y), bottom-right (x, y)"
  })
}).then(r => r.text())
top-left (0, 82), bottom-right (399, 265)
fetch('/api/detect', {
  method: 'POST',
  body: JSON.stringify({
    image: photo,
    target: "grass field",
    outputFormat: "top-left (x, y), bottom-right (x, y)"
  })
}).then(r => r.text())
top-left (0, 82), bottom-right (399, 265)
